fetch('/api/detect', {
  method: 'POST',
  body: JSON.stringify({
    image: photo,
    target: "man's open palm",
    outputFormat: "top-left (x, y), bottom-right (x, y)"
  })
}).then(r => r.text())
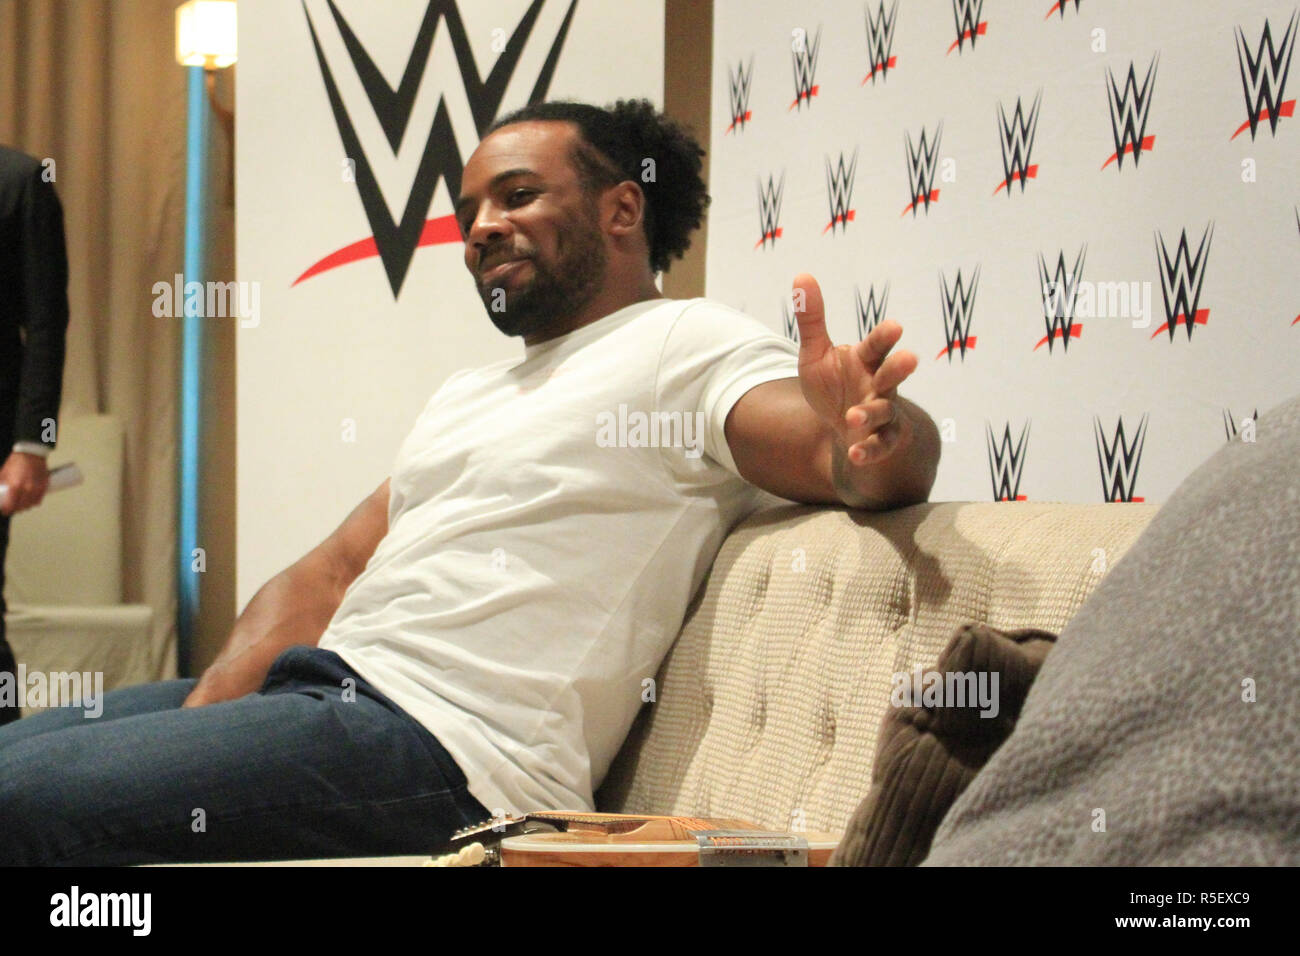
top-left (793, 273), bottom-right (918, 465)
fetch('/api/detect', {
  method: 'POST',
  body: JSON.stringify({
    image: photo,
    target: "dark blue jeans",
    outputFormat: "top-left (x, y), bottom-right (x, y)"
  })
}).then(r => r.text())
top-left (0, 646), bottom-right (488, 865)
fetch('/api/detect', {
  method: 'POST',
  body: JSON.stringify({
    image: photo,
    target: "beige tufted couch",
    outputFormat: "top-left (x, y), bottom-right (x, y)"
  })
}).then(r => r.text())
top-left (185, 498), bottom-right (1160, 866)
top-left (596, 499), bottom-right (1159, 835)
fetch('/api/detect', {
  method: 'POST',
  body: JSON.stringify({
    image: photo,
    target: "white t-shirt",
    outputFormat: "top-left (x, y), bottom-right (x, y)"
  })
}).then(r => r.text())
top-left (318, 297), bottom-right (800, 815)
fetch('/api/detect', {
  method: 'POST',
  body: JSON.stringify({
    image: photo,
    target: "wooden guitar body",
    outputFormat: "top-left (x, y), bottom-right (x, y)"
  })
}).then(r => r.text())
top-left (489, 813), bottom-right (839, 867)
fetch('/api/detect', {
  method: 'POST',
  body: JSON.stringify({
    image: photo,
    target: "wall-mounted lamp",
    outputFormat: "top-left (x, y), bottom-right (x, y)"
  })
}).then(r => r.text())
top-left (174, 0), bottom-right (237, 676)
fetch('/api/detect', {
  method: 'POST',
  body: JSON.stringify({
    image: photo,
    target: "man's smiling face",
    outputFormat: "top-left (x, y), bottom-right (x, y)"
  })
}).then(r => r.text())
top-left (456, 120), bottom-right (608, 340)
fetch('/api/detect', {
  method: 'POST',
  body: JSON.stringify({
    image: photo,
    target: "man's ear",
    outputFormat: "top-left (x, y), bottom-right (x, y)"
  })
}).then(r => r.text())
top-left (604, 181), bottom-right (646, 237)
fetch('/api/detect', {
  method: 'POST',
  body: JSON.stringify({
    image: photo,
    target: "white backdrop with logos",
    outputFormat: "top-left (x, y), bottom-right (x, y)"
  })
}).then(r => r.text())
top-left (706, 0), bottom-right (1299, 505)
top-left (236, 0), bottom-right (663, 606)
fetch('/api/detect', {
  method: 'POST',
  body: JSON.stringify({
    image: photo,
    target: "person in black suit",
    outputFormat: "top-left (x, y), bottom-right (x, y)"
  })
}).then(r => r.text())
top-left (0, 145), bottom-right (70, 725)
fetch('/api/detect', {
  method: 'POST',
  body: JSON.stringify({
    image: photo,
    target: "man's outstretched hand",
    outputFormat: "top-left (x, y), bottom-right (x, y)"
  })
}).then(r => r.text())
top-left (793, 273), bottom-right (919, 469)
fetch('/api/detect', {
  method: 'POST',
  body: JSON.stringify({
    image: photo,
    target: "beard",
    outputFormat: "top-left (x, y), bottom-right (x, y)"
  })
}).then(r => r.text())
top-left (475, 208), bottom-right (607, 340)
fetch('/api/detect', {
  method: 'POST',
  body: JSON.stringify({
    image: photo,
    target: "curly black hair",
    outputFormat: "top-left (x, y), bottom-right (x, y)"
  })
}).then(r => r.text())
top-left (487, 99), bottom-right (710, 274)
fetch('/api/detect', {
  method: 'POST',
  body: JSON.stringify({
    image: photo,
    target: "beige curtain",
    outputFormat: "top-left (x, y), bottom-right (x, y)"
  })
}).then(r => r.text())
top-left (0, 0), bottom-right (237, 680)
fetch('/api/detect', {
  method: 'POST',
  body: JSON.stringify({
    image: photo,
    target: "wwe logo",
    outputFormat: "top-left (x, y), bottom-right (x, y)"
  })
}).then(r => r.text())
top-left (755, 172), bottom-right (785, 249)
top-left (986, 421), bottom-right (1030, 502)
top-left (782, 298), bottom-right (800, 344)
top-left (855, 282), bottom-right (890, 338)
top-left (1233, 10), bottom-right (1298, 140)
top-left (937, 266), bottom-right (980, 362)
top-left (1223, 408), bottom-right (1259, 442)
top-left (1094, 414), bottom-right (1147, 503)
top-left (1104, 56), bottom-right (1158, 170)
top-left (995, 91), bottom-right (1042, 195)
top-left (1036, 246), bottom-right (1086, 352)
top-left (863, 1), bottom-right (899, 85)
top-left (790, 25), bottom-right (822, 110)
top-left (299, 0), bottom-right (577, 297)
top-left (1043, 0), bottom-right (1082, 19)
top-left (726, 57), bottom-right (754, 134)
top-left (824, 150), bottom-right (858, 234)
top-left (902, 123), bottom-right (942, 216)
top-left (949, 0), bottom-right (987, 55)
top-left (1153, 224), bottom-right (1214, 341)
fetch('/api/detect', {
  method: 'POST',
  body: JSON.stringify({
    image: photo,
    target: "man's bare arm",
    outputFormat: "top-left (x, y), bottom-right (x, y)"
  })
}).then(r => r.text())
top-left (722, 274), bottom-right (941, 510)
top-left (725, 379), bottom-right (939, 509)
top-left (182, 478), bottom-right (391, 708)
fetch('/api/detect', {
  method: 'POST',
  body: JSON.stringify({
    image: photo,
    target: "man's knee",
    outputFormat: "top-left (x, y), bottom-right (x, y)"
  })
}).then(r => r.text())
top-left (0, 744), bottom-right (92, 864)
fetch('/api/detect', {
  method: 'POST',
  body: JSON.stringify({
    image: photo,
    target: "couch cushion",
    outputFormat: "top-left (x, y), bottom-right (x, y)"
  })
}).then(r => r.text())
top-left (598, 500), bottom-right (1156, 834)
top-left (828, 622), bottom-right (1056, 866)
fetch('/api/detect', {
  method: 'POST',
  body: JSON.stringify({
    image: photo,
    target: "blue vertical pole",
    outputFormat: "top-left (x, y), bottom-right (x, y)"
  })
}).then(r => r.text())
top-left (179, 65), bottom-right (209, 677)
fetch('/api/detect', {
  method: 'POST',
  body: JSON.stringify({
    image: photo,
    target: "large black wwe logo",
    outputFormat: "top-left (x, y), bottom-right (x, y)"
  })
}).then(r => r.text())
top-left (299, 0), bottom-right (579, 298)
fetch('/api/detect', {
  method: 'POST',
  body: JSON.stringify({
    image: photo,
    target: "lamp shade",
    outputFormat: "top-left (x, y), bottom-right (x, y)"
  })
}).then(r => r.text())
top-left (175, 0), bottom-right (238, 68)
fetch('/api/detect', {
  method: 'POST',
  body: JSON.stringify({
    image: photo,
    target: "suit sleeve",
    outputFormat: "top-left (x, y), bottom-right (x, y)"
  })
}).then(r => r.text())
top-left (13, 169), bottom-right (69, 448)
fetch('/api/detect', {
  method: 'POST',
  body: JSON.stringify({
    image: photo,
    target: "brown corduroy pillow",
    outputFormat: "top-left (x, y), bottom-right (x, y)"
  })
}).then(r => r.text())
top-left (829, 622), bottom-right (1057, 867)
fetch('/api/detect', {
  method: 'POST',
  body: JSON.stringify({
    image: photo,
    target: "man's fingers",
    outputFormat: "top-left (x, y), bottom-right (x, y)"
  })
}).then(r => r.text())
top-left (856, 319), bottom-right (903, 370)
top-left (843, 351), bottom-right (918, 429)
top-left (845, 397), bottom-right (896, 431)
top-left (873, 349), bottom-right (918, 396)
top-left (792, 273), bottom-right (833, 362)
top-left (848, 426), bottom-right (903, 465)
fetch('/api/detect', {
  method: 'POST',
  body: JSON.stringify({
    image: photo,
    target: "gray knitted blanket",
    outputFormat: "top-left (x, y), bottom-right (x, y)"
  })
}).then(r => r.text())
top-left (925, 393), bottom-right (1300, 865)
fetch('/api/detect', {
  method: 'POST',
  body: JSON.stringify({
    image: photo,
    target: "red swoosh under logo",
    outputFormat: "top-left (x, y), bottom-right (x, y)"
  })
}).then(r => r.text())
top-left (901, 190), bottom-right (940, 216)
top-left (725, 110), bottom-right (753, 134)
top-left (822, 210), bottom-right (856, 233)
top-left (946, 22), bottom-right (987, 54)
top-left (1033, 324), bottom-right (1082, 350)
top-left (1102, 135), bottom-right (1155, 169)
top-left (1150, 309), bottom-right (1209, 339)
top-left (293, 214), bottom-right (462, 286)
top-left (935, 336), bottom-right (977, 360)
top-left (862, 56), bottom-right (897, 83)
top-left (993, 164), bottom-right (1038, 194)
top-left (788, 85), bottom-right (820, 110)
top-left (1230, 99), bottom-right (1295, 140)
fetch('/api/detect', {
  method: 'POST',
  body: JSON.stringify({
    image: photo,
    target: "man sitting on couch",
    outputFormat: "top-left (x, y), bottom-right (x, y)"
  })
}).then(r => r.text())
top-left (0, 99), bottom-right (939, 865)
